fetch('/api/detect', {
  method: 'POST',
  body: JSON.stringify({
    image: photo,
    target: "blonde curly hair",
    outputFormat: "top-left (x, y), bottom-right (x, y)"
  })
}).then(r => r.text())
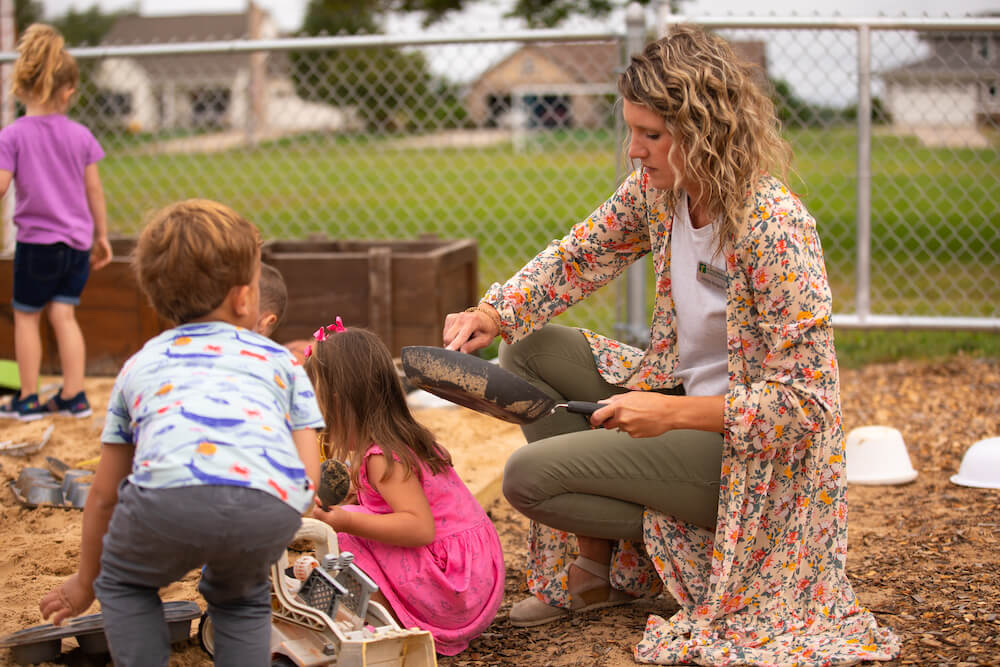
top-left (618, 24), bottom-right (792, 251)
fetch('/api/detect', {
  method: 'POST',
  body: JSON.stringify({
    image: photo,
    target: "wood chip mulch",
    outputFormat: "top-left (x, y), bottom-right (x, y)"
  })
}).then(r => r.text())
top-left (440, 355), bottom-right (1000, 667)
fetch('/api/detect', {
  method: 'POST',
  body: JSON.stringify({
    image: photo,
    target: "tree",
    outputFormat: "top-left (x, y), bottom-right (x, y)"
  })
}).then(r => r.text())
top-left (303, 0), bottom-right (687, 30)
top-left (52, 5), bottom-right (124, 47)
top-left (292, 0), bottom-right (468, 132)
top-left (843, 96), bottom-right (892, 125)
top-left (395, 0), bottom-right (687, 29)
top-left (12, 1), bottom-right (121, 45)
top-left (770, 78), bottom-right (844, 129)
top-left (14, 0), bottom-right (42, 34)
top-left (301, 0), bottom-right (380, 36)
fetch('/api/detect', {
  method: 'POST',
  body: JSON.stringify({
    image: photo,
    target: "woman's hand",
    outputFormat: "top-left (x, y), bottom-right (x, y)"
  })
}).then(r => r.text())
top-left (39, 574), bottom-right (94, 626)
top-left (591, 392), bottom-right (726, 437)
top-left (443, 305), bottom-right (500, 353)
top-left (590, 392), bottom-right (675, 438)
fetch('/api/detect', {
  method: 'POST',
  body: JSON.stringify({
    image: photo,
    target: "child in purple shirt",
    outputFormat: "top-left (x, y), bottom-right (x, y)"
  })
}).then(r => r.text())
top-left (0, 23), bottom-right (111, 421)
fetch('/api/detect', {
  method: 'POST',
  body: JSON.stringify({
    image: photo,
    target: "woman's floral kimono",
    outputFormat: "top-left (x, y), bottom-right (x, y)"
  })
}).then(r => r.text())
top-left (482, 171), bottom-right (900, 666)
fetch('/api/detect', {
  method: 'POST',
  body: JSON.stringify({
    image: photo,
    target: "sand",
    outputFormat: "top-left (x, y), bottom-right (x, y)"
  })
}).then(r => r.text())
top-left (0, 377), bottom-right (525, 666)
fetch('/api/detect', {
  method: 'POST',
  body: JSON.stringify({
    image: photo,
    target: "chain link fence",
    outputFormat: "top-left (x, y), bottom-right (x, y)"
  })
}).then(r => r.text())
top-left (1, 12), bottom-right (997, 336)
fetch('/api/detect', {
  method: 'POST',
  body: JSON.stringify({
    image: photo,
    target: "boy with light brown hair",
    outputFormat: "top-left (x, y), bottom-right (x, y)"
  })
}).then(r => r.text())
top-left (40, 198), bottom-right (323, 666)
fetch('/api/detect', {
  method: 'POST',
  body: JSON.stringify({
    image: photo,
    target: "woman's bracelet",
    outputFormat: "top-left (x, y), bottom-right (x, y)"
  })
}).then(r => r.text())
top-left (465, 303), bottom-right (502, 333)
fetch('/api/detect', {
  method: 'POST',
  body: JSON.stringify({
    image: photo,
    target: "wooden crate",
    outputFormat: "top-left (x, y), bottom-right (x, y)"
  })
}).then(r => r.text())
top-left (0, 238), bottom-right (168, 377)
top-left (0, 236), bottom-right (478, 376)
top-left (264, 236), bottom-right (478, 357)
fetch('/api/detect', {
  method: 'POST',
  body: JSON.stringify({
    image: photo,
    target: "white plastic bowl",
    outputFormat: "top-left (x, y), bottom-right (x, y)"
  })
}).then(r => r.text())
top-left (844, 425), bottom-right (918, 485)
top-left (950, 437), bottom-right (1000, 489)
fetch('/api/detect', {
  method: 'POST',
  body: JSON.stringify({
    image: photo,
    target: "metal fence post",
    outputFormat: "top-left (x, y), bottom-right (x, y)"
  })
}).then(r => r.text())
top-left (247, 0), bottom-right (268, 147)
top-left (855, 24), bottom-right (872, 323)
top-left (621, 1), bottom-right (649, 347)
top-left (0, 0), bottom-right (14, 255)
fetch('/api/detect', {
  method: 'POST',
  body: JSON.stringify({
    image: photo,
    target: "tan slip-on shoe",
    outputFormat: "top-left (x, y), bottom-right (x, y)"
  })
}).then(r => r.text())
top-left (508, 556), bottom-right (636, 628)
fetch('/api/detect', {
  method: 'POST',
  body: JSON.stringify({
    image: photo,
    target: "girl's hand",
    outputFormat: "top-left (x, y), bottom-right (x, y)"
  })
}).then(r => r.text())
top-left (312, 499), bottom-right (351, 533)
top-left (90, 237), bottom-right (113, 270)
top-left (443, 305), bottom-right (500, 353)
top-left (39, 574), bottom-right (94, 626)
top-left (322, 454), bottom-right (434, 547)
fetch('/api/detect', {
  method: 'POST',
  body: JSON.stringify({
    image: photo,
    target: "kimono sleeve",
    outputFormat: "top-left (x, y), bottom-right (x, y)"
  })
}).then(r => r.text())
top-left (484, 170), bottom-right (653, 342)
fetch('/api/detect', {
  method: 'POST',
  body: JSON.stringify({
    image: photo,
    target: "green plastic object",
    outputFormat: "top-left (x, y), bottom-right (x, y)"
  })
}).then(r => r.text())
top-left (0, 359), bottom-right (19, 391)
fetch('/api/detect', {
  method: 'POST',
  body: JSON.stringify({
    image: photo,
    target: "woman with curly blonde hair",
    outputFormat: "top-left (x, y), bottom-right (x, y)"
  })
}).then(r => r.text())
top-left (443, 24), bottom-right (899, 665)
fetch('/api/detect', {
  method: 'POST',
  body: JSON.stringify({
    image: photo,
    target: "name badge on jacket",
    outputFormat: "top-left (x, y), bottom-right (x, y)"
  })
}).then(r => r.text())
top-left (696, 261), bottom-right (727, 291)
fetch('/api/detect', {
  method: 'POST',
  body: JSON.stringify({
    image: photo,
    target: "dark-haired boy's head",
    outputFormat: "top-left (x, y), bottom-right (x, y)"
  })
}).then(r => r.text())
top-left (256, 263), bottom-right (287, 337)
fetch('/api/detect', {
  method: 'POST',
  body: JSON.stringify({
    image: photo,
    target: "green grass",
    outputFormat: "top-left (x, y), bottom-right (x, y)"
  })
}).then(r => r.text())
top-left (834, 329), bottom-right (1000, 368)
top-left (472, 328), bottom-right (1000, 366)
top-left (97, 126), bottom-right (998, 361)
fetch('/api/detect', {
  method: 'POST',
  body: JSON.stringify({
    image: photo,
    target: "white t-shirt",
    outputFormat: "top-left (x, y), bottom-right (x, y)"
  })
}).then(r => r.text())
top-left (669, 193), bottom-right (728, 397)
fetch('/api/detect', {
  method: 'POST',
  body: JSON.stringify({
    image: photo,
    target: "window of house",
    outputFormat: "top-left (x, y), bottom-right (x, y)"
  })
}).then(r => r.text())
top-left (978, 80), bottom-right (999, 108)
top-left (96, 90), bottom-right (133, 117)
top-left (973, 36), bottom-right (993, 63)
top-left (189, 88), bottom-right (231, 128)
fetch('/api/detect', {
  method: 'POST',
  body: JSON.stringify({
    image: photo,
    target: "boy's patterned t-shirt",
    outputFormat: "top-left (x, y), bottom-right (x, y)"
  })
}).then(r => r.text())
top-left (101, 321), bottom-right (324, 513)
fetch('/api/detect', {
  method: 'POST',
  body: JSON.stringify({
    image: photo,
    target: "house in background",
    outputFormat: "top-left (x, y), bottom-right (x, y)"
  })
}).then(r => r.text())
top-left (465, 39), bottom-right (767, 130)
top-left (93, 4), bottom-right (357, 136)
top-left (881, 19), bottom-right (999, 145)
top-left (465, 41), bottom-right (621, 130)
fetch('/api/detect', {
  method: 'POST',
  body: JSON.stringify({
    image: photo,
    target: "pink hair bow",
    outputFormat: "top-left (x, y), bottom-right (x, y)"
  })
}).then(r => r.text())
top-left (304, 317), bottom-right (346, 358)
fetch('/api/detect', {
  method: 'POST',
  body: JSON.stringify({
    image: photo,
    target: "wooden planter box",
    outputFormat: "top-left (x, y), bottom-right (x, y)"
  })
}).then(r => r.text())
top-left (263, 237), bottom-right (478, 357)
top-left (0, 237), bottom-right (168, 377)
top-left (0, 236), bottom-right (477, 377)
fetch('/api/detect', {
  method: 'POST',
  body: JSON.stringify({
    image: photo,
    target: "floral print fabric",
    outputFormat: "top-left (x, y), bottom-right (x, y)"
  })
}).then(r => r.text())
top-left (483, 171), bottom-right (900, 665)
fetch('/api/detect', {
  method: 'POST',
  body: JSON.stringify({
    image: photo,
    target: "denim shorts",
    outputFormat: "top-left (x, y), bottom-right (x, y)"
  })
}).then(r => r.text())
top-left (11, 241), bottom-right (91, 312)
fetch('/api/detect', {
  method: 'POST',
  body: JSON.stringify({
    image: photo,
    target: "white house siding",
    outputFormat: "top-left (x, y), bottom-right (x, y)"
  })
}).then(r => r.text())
top-left (231, 68), bottom-right (251, 129)
top-left (980, 80), bottom-right (1000, 115)
top-left (266, 79), bottom-right (362, 132)
top-left (96, 57), bottom-right (353, 134)
top-left (94, 58), bottom-right (158, 131)
top-left (886, 80), bottom-right (978, 127)
top-left (94, 58), bottom-right (242, 132)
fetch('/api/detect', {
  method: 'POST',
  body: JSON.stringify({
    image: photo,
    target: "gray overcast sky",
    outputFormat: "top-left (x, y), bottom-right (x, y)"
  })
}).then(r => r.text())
top-left (37, 0), bottom-right (1000, 33)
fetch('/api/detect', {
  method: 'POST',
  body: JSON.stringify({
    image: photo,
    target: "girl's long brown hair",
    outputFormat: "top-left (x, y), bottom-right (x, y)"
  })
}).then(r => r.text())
top-left (304, 327), bottom-right (451, 486)
top-left (618, 24), bottom-right (793, 253)
top-left (12, 24), bottom-right (79, 106)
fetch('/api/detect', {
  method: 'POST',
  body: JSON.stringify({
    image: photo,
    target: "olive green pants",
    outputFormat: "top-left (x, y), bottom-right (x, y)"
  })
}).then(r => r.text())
top-left (500, 324), bottom-right (723, 541)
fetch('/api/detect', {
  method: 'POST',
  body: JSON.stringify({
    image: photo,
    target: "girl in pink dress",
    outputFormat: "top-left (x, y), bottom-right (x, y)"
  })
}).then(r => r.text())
top-left (304, 320), bottom-right (505, 656)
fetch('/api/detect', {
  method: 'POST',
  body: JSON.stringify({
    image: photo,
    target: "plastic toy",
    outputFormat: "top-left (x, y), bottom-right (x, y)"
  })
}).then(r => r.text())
top-left (198, 518), bottom-right (437, 667)
top-left (0, 600), bottom-right (200, 665)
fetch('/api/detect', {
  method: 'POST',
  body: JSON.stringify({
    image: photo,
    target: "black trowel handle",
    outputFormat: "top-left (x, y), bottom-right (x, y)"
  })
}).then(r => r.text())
top-left (555, 401), bottom-right (602, 417)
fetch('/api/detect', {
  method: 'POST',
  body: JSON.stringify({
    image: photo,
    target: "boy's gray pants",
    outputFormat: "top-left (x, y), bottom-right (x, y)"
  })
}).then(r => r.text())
top-left (94, 483), bottom-right (301, 667)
